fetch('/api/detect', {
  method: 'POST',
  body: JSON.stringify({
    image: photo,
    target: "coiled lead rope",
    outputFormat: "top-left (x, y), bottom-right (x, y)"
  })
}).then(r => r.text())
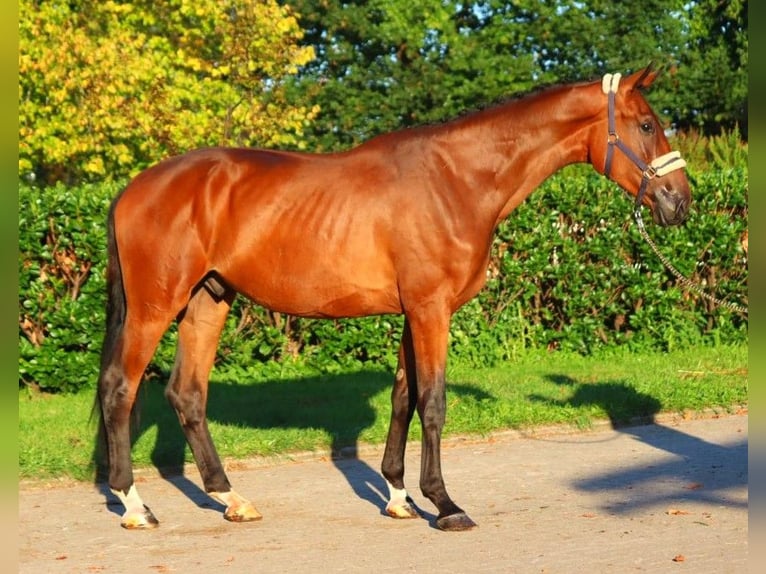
top-left (633, 209), bottom-right (748, 316)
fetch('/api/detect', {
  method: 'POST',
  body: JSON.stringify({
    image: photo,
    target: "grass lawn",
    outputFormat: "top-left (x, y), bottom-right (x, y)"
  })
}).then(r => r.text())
top-left (19, 344), bottom-right (747, 483)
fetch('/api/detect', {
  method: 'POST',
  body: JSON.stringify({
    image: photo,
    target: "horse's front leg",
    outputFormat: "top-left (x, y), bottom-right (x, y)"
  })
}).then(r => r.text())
top-left (410, 311), bottom-right (477, 531)
top-left (381, 320), bottom-right (419, 519)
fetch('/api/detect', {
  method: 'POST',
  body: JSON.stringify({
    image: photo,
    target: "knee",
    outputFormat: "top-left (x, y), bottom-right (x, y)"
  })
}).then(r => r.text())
top-left (391, 395), bottom-right (412, 419)
top-left (98, 372), bottom-right (133, 424)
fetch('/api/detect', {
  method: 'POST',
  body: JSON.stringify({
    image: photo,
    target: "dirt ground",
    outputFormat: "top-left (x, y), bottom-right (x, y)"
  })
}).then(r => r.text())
top-left (19, 412), bottom-right (747, 573)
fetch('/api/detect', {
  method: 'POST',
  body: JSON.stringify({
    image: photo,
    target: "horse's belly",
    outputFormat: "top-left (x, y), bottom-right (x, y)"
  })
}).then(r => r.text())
top-left (223, 255), bottom-right (402, 319)
top-left (239, 281), bottom-right (402, 318)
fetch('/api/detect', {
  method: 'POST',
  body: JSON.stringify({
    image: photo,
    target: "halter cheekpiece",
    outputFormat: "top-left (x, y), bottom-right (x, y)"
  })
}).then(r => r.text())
top-left (601, 73), bottom-right (686, 214)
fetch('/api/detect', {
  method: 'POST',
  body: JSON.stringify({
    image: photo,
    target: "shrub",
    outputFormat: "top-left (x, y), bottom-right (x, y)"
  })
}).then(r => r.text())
top-left (19, 182), bottom-right (118, 392)
top-left (473, 162), bottom-right (747, 357)
top-left (18, 138), bottom-right (748, 393)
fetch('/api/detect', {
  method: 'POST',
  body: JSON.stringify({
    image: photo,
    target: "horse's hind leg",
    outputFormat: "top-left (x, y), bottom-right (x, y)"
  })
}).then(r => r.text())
top-left (99, 313), bottom-right (171, 529)
top-left (165, 285), bottom-right (262, 523)
top-left (381, 320), bottom-right (419, 519)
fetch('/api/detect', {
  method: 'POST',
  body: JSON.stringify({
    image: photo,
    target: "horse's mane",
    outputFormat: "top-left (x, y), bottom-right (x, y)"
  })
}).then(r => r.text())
top-left (452, 74), bottom-right (598, 121)
top-left (364, 74), bottom-right (599, 144)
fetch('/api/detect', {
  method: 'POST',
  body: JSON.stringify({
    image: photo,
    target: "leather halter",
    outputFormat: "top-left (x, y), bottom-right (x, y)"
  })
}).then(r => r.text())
top-left (601, 73), bottom-right (686, 212)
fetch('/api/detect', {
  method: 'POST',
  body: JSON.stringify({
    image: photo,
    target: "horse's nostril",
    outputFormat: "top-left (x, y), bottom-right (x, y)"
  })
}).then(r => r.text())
top-left (674, 197), bottom-right (689, 223)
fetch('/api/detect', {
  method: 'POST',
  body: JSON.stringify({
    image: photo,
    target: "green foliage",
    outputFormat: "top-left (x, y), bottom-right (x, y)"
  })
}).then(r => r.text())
top-left (19, 181), bottom-right (121, 392)
top-left (674, 126), bottom-right (749, 171)
top-left (18, 134), bottom-right (747, 393)
top-left (19, 0), bottom-right (317, 184)
top-left (474, 158), bottom-right (748, 357)
top-left (19, 0), bottom-right (746, 184)
top-left (668, 0), bottom-right (748, 136)
top-left (19, 344), bottom-right (747, 481)
top-left (285, 0), bottom-right (747, 151)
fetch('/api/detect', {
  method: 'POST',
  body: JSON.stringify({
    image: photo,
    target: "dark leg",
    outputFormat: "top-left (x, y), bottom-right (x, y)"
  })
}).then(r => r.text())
top-left (409, 310), bottom-right (477, 531)
top-left (165, 286), bottom-right (262, 522)
top-left (98, 313), bottom-right (171, 529)
top-left (381, 320), bottom-right (419, 518)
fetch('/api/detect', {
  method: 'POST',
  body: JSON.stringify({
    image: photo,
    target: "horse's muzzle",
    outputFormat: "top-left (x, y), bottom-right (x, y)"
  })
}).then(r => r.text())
top-left (652, 186), bottom-right (689, 226)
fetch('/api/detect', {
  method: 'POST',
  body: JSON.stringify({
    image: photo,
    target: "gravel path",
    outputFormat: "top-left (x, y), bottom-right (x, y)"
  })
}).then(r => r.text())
top-left (19, 413), bottom-right (747, 573)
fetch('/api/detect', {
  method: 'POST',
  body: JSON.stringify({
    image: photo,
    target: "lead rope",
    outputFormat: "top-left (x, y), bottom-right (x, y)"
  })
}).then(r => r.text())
top-left (602, 72), bottom-right (747, 317)
top-left (633, 209), bottom-right (748, 316)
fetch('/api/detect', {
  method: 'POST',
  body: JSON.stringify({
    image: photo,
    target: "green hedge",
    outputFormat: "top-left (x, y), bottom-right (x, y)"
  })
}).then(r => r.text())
top-left (463, 165), bottom-right (748, 357)
top-left (19, 153), bottom-right (748, 393)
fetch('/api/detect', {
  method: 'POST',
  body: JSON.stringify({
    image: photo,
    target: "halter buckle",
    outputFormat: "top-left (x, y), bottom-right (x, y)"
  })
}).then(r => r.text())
top-left (642, 165), bottom-right (658, 181)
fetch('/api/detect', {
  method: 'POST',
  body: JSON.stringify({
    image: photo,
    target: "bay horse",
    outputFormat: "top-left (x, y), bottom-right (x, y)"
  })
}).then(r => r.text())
top-left (97, 65), bottom-right (690, 531)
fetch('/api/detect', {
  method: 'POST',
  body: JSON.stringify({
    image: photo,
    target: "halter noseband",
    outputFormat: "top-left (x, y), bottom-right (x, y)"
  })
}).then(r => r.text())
top-left (601, 73), bottom-right (686, 213)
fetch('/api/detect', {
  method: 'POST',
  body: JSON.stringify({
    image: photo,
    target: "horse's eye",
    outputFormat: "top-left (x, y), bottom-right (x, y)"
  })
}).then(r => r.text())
top-left (640, 121), bottom-right (655, 134)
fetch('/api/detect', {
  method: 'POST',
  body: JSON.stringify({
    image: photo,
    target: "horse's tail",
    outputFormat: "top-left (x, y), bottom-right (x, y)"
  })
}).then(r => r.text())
top-left (92, 197), bottom-right (128, 481)
top-left (100, 200), bottom-right (127, 375)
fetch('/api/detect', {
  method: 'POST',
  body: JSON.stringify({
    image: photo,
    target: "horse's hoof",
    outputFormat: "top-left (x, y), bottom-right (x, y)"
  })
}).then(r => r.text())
top-left (385, 500), bottom-right (419, 519)
top-left (120, 505), bottom-right (159, 529)
top-left (436, 512), bottom-right (477, 531)
top-left (224, 501), bottom-right (263, 523)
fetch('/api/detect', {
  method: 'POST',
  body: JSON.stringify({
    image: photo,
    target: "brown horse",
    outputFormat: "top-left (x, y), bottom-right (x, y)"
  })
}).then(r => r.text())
top-left (97, 65), bottom-right (690, 531)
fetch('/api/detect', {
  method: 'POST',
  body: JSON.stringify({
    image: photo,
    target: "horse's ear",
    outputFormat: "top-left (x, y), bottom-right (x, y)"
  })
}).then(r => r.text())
top-left (631, 63), bottom-right (661, 91)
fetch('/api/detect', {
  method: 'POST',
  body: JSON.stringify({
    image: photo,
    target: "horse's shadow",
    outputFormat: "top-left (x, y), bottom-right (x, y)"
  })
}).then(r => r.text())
top-left (533, 373), bottom-right (663, 427)
top-left (529, 374), bottom-right (747, 512)
top-left (95, 368), bottom-right (493, 525)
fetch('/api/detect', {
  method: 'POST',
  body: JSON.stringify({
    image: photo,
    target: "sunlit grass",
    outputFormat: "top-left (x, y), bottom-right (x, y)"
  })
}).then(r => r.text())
top-left (19, 344), bottom-right (747, 483)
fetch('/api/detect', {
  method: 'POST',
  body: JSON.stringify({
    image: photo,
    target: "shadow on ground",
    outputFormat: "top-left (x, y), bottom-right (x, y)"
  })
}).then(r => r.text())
top-left (531, 373), bottom-right (747, 513)
top-left (94, 369), bottom-right (746, 522)
top-left (95, 368), bottom-right (492, 525)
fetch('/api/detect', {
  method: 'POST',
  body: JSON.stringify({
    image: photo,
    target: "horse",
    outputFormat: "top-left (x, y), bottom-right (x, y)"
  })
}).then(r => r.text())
top-left (96, 65), bottom-right (690, 531)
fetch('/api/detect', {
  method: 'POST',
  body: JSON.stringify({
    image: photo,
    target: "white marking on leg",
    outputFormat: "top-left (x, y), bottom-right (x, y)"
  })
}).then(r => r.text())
top-left (111, 484), bottom-right (158, 528)
top-left (210, 489), bottom-right (238, 507)
top-left (387, 481), bottom-right (408, 505)
top-left (111, 484), bottom-right (146, 515)
top-left (210, 489), bottom-right (263, 522)
top-left (385, 481), bottom-right (418, 519)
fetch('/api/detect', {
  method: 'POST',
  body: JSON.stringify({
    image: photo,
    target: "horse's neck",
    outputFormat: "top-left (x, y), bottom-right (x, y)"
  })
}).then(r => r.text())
top-left (446, 82), bottom-right (603, 223)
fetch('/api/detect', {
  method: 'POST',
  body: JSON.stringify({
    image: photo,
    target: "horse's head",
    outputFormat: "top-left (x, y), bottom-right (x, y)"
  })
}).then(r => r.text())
top-left (593, 65), bottom-right (691, 226)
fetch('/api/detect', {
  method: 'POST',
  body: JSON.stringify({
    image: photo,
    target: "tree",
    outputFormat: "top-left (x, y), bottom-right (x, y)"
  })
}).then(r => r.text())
top-left (284, 0), bottom-right (745, 150)
top-left (19, 0), bottom-right (318, 184)
top-left (669, 0), bottom-right (748, 136)
top-left (285, 0), bottom-right (543, 151)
